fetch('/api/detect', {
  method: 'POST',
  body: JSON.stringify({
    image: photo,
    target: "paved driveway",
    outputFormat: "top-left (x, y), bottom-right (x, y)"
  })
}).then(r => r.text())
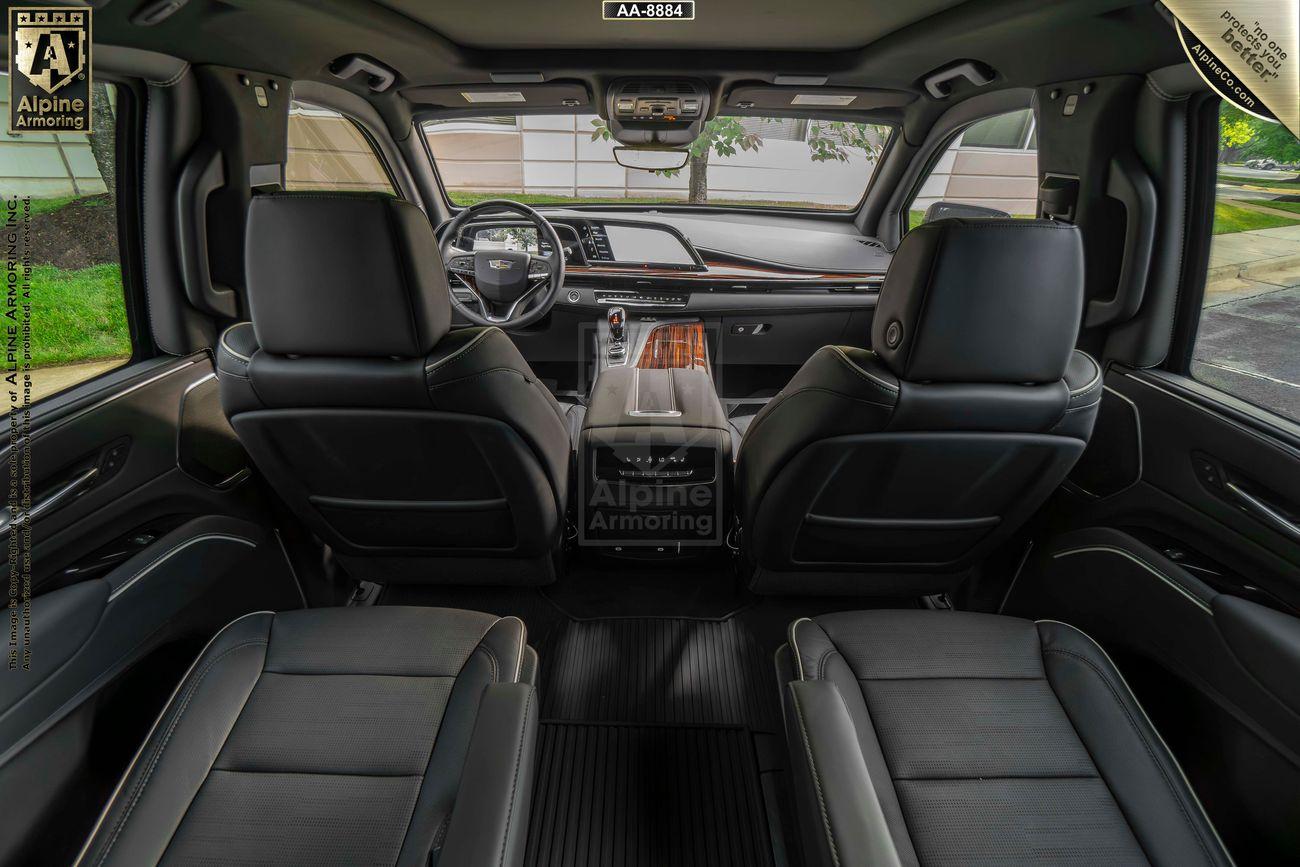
top-left (1193, 280), bottom-right (1300, 423)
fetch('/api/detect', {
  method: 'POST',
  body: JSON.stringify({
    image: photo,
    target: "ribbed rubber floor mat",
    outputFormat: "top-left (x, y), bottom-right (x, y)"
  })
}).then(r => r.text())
top-left (525, 722), bottom-right (775, 867)
top-left (539, 618), bottom-right (780, 730)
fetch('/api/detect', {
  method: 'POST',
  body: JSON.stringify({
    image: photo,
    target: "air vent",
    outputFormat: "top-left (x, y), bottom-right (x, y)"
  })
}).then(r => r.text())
top-left (854, 237), bottom-right (885, 249)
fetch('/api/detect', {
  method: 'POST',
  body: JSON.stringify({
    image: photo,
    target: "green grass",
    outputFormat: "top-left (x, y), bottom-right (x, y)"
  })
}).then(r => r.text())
top-left (29, 264), bottom-right (130, 366)
top-left (1218, 174), bottom-right (1300, 190)
top-left (26, 193), bottom-right (112, 216)
top-left (1213, 201), bottom-right (1300, 234)
top-left (1254, 200), bottom-right (1300, 215)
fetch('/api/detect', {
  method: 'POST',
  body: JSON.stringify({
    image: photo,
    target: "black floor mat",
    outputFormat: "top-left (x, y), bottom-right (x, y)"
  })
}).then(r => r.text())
top-left (527, 722), bottom-right (774, 867)
top-left (377, 569), bottom-right (919, 867)
top-left (539, 617), bottom-right (780, 731)
top-left (526, 616), bottom-right (786, 867)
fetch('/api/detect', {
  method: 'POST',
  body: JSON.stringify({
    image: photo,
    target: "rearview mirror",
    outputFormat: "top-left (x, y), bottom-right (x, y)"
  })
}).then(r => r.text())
top-left (613, 147), bottom-right (689, 172)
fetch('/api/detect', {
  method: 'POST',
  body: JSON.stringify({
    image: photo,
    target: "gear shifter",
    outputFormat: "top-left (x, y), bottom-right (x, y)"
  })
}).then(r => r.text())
top-left (608, 306), bottom-right (626, 341)
top-left (607, 306), bottom-right (627, 364)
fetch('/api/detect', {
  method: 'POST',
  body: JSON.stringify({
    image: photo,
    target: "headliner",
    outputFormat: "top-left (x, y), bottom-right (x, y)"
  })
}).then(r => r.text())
top-left (87, 0), bottom-right (1188, 134)
top-left (373, 0), bottom-right (968, 52)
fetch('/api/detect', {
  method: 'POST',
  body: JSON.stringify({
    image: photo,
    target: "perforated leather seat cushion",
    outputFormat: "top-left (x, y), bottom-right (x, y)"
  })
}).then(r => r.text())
top-left (779, 610), bottom-right (1233, 867)
top-left (77, 606), bottom-right (538, 867)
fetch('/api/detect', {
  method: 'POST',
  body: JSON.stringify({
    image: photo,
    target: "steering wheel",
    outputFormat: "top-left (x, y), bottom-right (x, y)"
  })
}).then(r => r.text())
top-left (438, 199), bottom-right (567, 329)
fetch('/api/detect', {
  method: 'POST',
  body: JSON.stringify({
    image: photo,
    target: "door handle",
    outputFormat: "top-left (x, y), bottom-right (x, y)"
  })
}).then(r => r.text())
top-left (0, 465), bottom-right (99, 539)
top-left (1225, 481), bottom-right (1300, 544)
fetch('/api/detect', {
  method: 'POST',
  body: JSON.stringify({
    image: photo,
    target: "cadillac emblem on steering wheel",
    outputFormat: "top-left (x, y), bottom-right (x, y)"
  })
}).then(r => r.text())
top-left (488, 259), bottom-right (514, 270)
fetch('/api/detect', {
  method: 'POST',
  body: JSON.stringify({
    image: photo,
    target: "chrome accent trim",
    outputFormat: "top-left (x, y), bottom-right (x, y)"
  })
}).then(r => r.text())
top-left (1051, 545), bottom-right (1211, 614)
top-left (627, 368), bottom-right (682, 418)
top-left (108, 533), bottom-right (258, 601)
top-left (1226, 482), bottom-right (1300, 543)
top-left (0, 359), bottom-right (201, 464)
top-left (0, 466), bottom-right (99, 539)
top-left (174, 373), bottom-right (251, 491)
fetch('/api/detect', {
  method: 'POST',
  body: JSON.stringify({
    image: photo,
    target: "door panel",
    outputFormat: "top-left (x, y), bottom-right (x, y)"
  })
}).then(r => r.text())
top-left (1008, 366), bottom-right (1300, 861)
top-left (0, 354), bottom-right (301, 865)
top-left (1069, 367), bottom-right (1300, 604)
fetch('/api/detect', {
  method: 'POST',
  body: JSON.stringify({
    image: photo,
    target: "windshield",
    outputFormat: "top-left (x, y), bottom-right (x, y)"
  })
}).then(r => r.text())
top-left (424, 114), bottom-right (893, 210)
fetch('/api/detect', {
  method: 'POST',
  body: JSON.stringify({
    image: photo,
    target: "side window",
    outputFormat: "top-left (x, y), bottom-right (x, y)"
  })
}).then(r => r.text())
top-left (285, 100), bottom-right (396, 194)
top-left (1, 75), bottom-right (133, 403)
top-left (1191, 104), bottom-right (1300, 423)
top-left (908, 108), bottom-right (1039, 229)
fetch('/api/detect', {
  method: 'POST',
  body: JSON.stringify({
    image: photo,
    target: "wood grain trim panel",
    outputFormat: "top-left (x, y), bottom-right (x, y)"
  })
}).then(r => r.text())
top-left (636, 322), bottom-right (710, 371)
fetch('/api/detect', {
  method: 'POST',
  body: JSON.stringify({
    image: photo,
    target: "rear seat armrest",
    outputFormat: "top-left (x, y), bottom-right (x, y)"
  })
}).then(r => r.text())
top-left (784, 680), bottom-right (905, 867)
top-left (436, 683), bottom-right (538, 867)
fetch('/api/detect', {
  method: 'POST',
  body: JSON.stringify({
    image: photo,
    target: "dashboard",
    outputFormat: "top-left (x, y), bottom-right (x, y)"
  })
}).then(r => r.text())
top-left (441, 207), bottom-right (892, 394)
top-left (457, 219), bottom-right (703, 270)
top-left (444, 207), bottom-right (891, 319)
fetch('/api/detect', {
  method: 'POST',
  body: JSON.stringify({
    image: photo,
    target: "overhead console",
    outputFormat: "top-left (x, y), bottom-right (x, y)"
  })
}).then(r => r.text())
top-left (603, 78), bottom-right (712, 146)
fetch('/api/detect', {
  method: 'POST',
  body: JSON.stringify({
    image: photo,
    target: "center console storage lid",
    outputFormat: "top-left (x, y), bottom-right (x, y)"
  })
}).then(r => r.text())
top-left (583, 367), bottom-right (729, 431)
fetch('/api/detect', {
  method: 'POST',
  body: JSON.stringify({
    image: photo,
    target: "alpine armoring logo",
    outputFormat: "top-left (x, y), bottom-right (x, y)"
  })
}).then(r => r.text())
top-left (8, 7), bottom-right (92, 134)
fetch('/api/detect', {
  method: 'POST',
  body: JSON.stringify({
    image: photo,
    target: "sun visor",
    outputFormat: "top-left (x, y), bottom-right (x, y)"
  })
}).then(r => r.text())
top-left (725, 85), bottom-right (913, 112)
top-left (404, 81), bottom-right (592, 110)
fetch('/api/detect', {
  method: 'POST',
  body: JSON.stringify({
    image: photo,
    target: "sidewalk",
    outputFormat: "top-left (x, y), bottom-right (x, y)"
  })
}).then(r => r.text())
top-left (1208, 223), bottom-right (1300, 286)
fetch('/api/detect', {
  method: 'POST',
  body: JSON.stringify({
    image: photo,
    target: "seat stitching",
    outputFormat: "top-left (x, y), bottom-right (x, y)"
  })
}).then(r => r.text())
top-left (218, 323), bottom-right (255, 365)
top-left (477, 644), bottom-right (500, 683)
top-left (828, 347), bottom-right (899, 395)
top-left (790, 688), bottom-right (842, 867)
top-left (94, 638), bottom-right (269, 866)
top-left (788, 617), bottom-right (813, 680)
top-left (1068, 354), bottom-right (1102, 397)
top-left (425, 328), bottom-right (496, 373)
top-left (1043, 646), bottom-right (1216, 863)
top-left (428, 367), bottom-right (534, 392)
top-left (498, 688), bottom-right (534, 867)
top-left (818, 648), bottom-right (842, 681)
top-left (741, 386), bottom-right (895, 447)
top-left (147, 62), bottom-right (191, 88)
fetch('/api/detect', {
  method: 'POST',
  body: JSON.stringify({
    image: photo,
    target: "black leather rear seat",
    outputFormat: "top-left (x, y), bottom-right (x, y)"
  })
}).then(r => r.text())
top-left (75, 606), bottom-right (537, 867)
top-left (778, 610), bottom-right (1233, 867)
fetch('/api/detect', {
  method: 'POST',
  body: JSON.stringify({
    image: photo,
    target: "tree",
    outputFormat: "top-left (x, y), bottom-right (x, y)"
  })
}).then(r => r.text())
top-left (1219, 106), bottom-right (1255, 153)
top-left (592, 116), bottom-right (888, 204)
top-left (88, 82), bottom-right (116, 200)
top-left (1219, 104), bottom-right (1300, 179)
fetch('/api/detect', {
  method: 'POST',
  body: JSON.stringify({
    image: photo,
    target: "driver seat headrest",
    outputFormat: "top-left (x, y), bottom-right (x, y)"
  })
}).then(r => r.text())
top-left (872, 218), bottom-right (1084, 384)
top-left (245, 192), bottom-right (452, 358)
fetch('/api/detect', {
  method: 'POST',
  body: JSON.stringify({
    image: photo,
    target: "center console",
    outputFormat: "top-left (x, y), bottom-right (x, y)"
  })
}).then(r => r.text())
top-left (577, 319), bottom-right (731, 552)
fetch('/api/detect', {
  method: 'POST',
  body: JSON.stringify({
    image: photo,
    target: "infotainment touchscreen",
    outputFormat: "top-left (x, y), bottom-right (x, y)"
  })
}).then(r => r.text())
top-left (603, 224), bottom-right (696, 266)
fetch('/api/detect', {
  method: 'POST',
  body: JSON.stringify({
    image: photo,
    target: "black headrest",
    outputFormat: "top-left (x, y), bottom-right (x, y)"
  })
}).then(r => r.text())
top-left (871, 219), bottom-right (1084, 383)
top-left (245, 193), bottom-right (451, 357)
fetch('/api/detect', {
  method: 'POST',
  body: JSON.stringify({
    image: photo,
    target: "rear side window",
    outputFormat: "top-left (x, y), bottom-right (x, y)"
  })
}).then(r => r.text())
top-left (908, 108), bottom-right (1039, 229)
top-left (1, 75), bottom-right (133, 402)
top-left (286, 100), bottom-right (396, 194)
top-left (1190, 104), bottom-right (1300, 423)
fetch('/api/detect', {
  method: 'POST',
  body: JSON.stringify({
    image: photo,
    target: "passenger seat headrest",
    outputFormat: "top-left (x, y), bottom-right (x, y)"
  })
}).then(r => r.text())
top-left (872, 219), bottom-right (1084, 383)
top-left (245, 193), bottom-right (451, 358)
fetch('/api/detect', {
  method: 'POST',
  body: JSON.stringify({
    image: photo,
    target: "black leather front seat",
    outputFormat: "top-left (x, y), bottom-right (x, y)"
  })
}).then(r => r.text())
top-left (734, 219), bottom-right (1101, 594)
top-left (217, 193), bottom-right (571, 585)
top-left (76, 606), bottom-right (538, 867)
top-left (778, 610), bottom-right (1233, 867)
